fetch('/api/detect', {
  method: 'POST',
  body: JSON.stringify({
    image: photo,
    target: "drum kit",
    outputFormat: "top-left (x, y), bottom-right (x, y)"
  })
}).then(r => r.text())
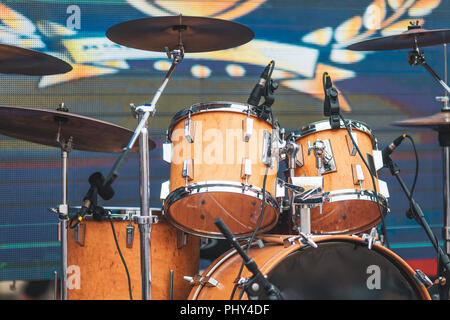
top-left (2, 15), bottom-right (450, 300)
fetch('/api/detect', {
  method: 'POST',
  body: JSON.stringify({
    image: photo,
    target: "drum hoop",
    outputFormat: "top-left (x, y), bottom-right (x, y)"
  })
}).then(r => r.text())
top-left (322, 189), bottom-right (388, 207)
top-left (60, 206), bottom-right (162, 221)
top-left (257, 235), bottom-right (431, 300)
top-left (190, 235), bottom-right (431, 300)
top-left (164, 180), bottom-right (279, 210)
top-left (288, 119), bottom-right (377, 148)
top-left (167, 101), bottom-right (274, 139)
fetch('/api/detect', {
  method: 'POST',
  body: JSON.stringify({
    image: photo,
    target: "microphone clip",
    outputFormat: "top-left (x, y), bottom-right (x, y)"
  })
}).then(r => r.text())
top-left (323, 72), bottom-right (340, 129)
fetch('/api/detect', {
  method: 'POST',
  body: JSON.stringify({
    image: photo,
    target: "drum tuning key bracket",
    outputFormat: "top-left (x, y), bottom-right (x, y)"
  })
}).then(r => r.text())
top-left (307, 139), bottom-right (336, 175)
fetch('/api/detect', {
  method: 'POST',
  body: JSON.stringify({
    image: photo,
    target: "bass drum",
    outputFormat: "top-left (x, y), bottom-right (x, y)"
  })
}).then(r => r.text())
top-left (188, 235), bottom-right (431, 300)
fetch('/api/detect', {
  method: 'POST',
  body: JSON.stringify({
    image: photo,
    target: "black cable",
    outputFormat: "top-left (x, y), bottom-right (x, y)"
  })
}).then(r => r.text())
top-left (109, 216), bottom-right (133, 300)
top-left (404, 134), bottom-right (419, 220)
top-left (339, 114), bottom-right (390, 248)
top-left (230, 80), bottom-right (276, 299)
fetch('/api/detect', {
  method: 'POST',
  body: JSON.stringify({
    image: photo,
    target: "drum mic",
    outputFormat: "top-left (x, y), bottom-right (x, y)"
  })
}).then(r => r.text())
top-left (323, 72), bottom-right (340, 129)
top-left (89, 171), bottom-right (115, 200)
top-left (247, 61), bottom-right (273, 107)
top-left (214, 218), bottom-right (283, 300)
top-left (382, 134), bottom-right (406, 161)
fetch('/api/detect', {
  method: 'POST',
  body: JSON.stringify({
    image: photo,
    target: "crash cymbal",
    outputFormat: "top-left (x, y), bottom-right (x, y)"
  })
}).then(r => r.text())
top-left (106, 15), bottom-right (254, 53)
top-left (0, 105), bottom-right (156, 153)
top-left (0, 44), bottom-right (72, 75)
top-left (347, 26), bottom-right (450, 51)
top-left (392, 111), bottom-right (450, 132)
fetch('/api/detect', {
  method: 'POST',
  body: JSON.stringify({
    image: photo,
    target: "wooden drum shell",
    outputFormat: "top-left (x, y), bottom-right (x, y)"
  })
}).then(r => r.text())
top-left (291, 120), bottom-right (388, 235)
top-left (67, 212), bottom-right (200, 300)
top-left (164, 102), bottom-right (279, 238)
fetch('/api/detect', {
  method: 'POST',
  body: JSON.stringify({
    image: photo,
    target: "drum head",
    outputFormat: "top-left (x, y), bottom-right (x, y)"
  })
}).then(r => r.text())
top-left (267, 239), bottom-right (425, 300)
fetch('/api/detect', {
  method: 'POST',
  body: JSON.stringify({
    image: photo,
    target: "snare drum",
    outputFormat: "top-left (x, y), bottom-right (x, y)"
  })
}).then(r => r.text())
top-left (188, 235), bottom-right (431, 300)
top-left (288, 119), bottom-right (389, 235)
top-left (164, 102), bottom-right (279, 239)
top-left (66, 207), bottom-right (200, 300)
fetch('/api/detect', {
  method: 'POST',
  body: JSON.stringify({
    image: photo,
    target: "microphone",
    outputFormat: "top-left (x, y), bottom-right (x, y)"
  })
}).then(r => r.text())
top-left (89, 172), bottom-right (115, 200)
top-left (247, 61), bottom-right (273, 107)
top-left (214, 218), bottom-right (283, 300)
top-left (382, 134), bottom-right (406, 160)
top-left (323, 72), bottom-right (332, 116)
top-left (322, 72), bottom-right (340, 129)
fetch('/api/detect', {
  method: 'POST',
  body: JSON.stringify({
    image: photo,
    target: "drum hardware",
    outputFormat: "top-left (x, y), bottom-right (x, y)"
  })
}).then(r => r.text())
top-left (184, 111), bottom-right (196, 143)
top-left (190, 234), bottom-right (432, 300)
top-left (323, 72), bottom-right (340, 129)
top-left (307, 139), bottom-right (336, 175)
top-left (361, 227), bottom-right (378, 250)
top-left (126, 213), bottom-right (135, 249)
top-left (349, 22), bottom-right (450, 299)
top-left (383, 148), bottom-right (450, 297)
top-left (214, 218), bottom-right (283, 300)
top-left (169, 270), bottom-right (174, 300)
top-left (286, 232), bottom-right (318, 248)
top-left (104, 16), bottom-right (254, 299)
top-left (414, 270), bottom-right (434, 289)
top-left (183, 274), bottom-right (219, 288)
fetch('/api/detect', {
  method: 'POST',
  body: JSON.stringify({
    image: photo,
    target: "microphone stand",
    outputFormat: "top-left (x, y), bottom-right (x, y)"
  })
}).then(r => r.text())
top-left (214, 218), bottom-right (283, 300)
top-left (95, 44), bottom-right (184, 300)
top-left (384, 154), bottom-right (450, 298)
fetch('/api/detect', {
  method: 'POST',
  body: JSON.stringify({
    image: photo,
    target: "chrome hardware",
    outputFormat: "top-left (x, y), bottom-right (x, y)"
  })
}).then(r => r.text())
top-left (160, 180), bottom-right (170, 200)
top-left (183, 275), bottom-right (219, 287)
top-left (414, 269), bottom-right (433, 288)
top-left (351, 164), bottom-right (365, 189)
top-left (307, 139), bottom-right (336, 175)
top-left (182, 159), bottom-right (194, 183)
top-left (346, 131), bottom-right (358, 156)
top-left (126, 214), bottom-right (134, 249)
top-left (169, 270), bottom-right (174, 300)
top-left (74, 223), bottom-right (85, 247)
top-left (241, 158), bottom-right (252, 183)
top-left (163, 143), bottom-right (172, 163)
top-left (243, 116), bottom-right (253, 142)
top-left (362, 227), bottom-right (378, 250)
top-left (261, 130), bottom-right (272, 167)
top-left (177, 230), bottom-right (188, 249)
top-left (184, 114), bottom-right (195, 143)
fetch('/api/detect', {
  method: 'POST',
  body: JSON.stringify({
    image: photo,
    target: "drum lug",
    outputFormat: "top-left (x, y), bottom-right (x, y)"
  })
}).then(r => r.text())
top-left (74, 223), bottom-right (86, 247)
top-left (284, 232), bottom-right (318, 248)
top-left (183, 274), bottom-right (219, 287)
top-left (261, 130), bottom-right (273, 167)
top-left (345, 131), bottom-right (358, 156)
top-left (242, 116), bottom-right (253, 142)
top-left (414, 269), bottom-right (434, 288)
top-left (184, 113), bottom-right (195, 143)
top-left (361, 227), bottom-right (378, 250)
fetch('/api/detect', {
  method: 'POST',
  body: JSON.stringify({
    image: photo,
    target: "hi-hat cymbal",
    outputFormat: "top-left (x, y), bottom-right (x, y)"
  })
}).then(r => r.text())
top-left (392, 111), bottom-right (450, 132)
top-left (0, 44), bottom-right (73, 75)
top-left (347, 27), bottom-right (450, 51)
top-left (0, 105), bottom-right (156, 153)
top-left (106, 15), bottom-right (254, 53)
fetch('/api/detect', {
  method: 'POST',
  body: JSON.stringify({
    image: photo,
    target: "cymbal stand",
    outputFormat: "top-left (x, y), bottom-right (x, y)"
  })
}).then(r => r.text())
top-left (408, 41), bottom-right (450, 299)
top-left (54, 104), bottom-right (73, 300)
top-left (103, 44), bottom-right (184, 300)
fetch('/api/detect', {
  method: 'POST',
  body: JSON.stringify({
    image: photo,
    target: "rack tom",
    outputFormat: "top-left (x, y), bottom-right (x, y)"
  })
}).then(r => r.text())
top-left (287, 119), bottom-right (389, 235)
top-left (164, 102), bottom-right (279, 239)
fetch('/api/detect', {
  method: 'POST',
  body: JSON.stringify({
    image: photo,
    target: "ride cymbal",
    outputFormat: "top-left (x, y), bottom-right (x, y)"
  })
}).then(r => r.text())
top-left (106, 15), bottom-right (254, 53)
top-left (0, 44), bottom-right (72, 75)
top-left (347, 26), bottom-right (450, 51)
top-left (392, 111), bottom-right (450, 132)
top-left (0, 105), bottom-right (156, 153)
